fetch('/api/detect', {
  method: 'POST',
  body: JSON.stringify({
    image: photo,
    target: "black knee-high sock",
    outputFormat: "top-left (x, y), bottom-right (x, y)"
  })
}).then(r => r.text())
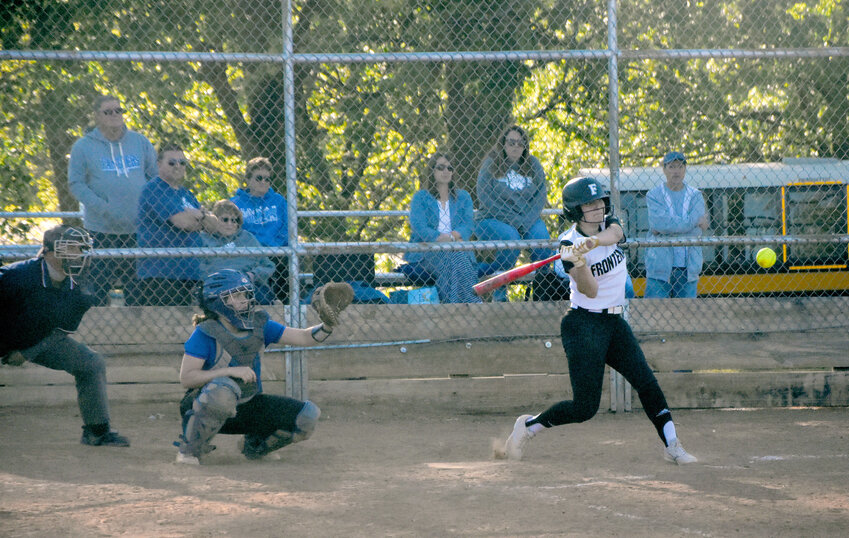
top-left (637, 380), bottom-right (673, 445)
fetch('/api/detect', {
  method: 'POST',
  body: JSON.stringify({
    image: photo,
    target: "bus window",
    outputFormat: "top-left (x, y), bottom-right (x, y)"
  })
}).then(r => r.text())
top-left (783, 183), bottom-right (848, 266)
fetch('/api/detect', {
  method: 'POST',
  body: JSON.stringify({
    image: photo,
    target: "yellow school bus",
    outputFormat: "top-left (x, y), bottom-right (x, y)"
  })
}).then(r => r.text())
top-left (579, 158), bottom-right (849, 296)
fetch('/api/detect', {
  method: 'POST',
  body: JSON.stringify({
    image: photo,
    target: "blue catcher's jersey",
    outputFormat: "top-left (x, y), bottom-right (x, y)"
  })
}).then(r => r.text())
top-left (184, 317), bottom-right (285, 395)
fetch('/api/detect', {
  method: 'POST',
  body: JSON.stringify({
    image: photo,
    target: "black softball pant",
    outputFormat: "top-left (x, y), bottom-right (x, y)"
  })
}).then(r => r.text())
top-left (535, 308), bottom-right (672, 441)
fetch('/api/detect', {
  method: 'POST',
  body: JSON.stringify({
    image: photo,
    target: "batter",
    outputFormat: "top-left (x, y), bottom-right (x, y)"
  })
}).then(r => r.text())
top-left (499, 176), bottom-right (697, 465)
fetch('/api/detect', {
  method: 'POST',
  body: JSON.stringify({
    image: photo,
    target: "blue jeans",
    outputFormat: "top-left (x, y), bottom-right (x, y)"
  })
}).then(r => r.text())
top-left (475, 218), bottom-right (553, 274)
top-left (644, 268), bottom-right (698, 298)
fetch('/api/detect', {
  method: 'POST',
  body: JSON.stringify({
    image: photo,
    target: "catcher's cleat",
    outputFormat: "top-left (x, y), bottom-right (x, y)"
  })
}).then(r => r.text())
top-left (503, 414), bottom-right (536, 461)
top-left (664, 439), bottom-right (698, 465)
top-left (239, 434), bottom-right (268, 460)
top-left (176, 451), bottom-right (200, 465)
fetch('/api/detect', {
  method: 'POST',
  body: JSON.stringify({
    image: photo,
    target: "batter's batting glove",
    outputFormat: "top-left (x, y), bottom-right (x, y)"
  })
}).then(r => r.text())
top-left (311, 281), bottom-right (354, 329)
top-left (559, 242), bottom-right (586, 269)
top-left (573, 235), bottom-right (599, 255)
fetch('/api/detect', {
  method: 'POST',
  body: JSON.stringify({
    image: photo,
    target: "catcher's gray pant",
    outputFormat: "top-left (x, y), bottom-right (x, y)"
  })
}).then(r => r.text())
top-left (20, 329), bottom-right (110, 426)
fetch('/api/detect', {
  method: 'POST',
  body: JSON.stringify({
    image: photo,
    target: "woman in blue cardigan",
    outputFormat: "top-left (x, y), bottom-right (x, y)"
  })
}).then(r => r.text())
top-left (405, 153), bottom-right (482, 304)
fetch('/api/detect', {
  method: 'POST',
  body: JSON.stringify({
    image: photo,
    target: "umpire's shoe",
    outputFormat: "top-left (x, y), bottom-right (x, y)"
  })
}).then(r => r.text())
top-left (81, 427), bottom-right (130, 447)
top-left (504, 414), bottom-right (536, 460)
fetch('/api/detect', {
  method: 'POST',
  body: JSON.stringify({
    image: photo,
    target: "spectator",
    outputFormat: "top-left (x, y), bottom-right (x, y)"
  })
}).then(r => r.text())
top-left (404, 152), bottom-right (482, 304)
top-left (475, 125), bottom-right (553, 301)
top-left (231, 157), bottom-right (290, 303)
top-left (200, 200), bottom-right (276, 305)
top-left (644, 151), bottom-right (709, 298)
top-left (135, 144), bottom-right (219, 306)
top-left (0, 225), bottom-right (129, 447)
top-left (68, 94), bottom-right (157, 306)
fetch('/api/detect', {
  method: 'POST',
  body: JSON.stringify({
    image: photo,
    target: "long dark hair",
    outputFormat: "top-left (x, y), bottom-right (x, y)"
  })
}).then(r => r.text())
top-left (421, 152), bottom-right (457, 200)
top-left (483, 124), bottom-right (534, 178)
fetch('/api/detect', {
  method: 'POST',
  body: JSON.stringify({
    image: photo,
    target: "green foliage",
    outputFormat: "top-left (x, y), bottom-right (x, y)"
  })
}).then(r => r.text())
top-left (0, 0), bottom-right (847, 247)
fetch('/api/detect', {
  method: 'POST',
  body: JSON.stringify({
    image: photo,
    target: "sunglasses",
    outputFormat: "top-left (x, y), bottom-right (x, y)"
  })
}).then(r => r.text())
top-left (251, 174), bottom-right (272, 183)
top-left (505, 138), bottom-right (525, 147)
top-left (167, 159), bottom-right (188, 167)
top-left (101, 107), bottom-right (125, 116)
top-left (220, 217), bottom-right (241, 224)
top-left (434, 164), bottom-right (454, 172)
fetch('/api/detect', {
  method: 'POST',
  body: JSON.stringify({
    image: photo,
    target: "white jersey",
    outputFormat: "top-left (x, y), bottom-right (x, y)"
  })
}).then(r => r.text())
top-left (554, 216), bottom-right (627, 310)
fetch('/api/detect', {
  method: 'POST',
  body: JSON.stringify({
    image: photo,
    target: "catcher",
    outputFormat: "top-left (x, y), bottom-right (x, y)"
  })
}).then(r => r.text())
top-left (175, 269), bottom-right (353, 464)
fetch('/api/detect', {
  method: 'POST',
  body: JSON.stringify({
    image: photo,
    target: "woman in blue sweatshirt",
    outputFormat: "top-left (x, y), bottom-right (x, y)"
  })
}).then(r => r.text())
top-left (231, 157), bottom-right (290, 303)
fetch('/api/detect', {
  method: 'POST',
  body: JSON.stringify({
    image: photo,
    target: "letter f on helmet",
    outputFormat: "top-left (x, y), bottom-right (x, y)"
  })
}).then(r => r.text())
top-left (561, 176), bottom-right (611, 223)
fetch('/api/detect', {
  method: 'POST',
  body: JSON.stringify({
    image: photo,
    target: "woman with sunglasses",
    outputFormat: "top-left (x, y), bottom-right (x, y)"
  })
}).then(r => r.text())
top-left (231, 157), bottom-right (290, 303)
top-left (200, 200), bottom-right (276, 304)
top-left (404, 152), bottom-right (481, 304)
top-left (475, 125), bottom-right (553, 301)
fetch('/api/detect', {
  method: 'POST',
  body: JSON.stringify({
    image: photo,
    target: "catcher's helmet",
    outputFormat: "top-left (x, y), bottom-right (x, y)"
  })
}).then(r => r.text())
top-left (201, 269), bottom-right (256, 330)
top-left (561, 176), bottom-right (611, 223)
top-left (44, 226), bottom-right (93, 276)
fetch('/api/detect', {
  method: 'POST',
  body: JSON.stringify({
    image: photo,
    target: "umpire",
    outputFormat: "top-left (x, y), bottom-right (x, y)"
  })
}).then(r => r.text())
top-left (0, 225), bottom-right (129, 447)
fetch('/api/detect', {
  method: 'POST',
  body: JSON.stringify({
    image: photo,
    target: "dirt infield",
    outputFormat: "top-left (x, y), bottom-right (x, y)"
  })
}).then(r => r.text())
top-left (1, 402), bottom-right (848, 537)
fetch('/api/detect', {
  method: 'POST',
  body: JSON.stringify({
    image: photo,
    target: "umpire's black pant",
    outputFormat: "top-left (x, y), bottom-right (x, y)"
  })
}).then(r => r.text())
top-left (536, 308), bottom-right (670, 429)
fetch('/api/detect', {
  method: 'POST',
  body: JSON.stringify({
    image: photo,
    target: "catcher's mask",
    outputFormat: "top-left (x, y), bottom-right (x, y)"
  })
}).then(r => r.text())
top-left (44, 226), bottom-right (93, 277)
top-left (561, 176), bottom-right (611, 224)
top-left (201, 269), bottom-right (256, 330)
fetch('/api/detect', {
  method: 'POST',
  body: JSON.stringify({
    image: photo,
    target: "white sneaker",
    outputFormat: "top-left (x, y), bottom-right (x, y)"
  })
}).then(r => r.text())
top-left (176, 451), bottom-right (200, 465)
top-left (504, 414), bottom-right (536, 461)
top-left (664, 439), bottom-right (697, 465)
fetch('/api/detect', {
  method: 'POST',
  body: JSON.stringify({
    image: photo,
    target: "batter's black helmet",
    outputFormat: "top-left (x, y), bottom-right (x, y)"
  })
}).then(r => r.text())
top-left (561, 176), bottom-right (611, 222)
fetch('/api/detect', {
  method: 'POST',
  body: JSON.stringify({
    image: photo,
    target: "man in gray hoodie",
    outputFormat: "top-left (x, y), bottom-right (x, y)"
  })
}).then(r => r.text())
top-left (68, 95), bottom-right (157, 306)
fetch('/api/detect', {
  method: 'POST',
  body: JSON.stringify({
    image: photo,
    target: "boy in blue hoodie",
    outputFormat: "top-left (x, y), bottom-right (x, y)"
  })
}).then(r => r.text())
top-left (68, 95), bottom-right (157, 306)
top-left (231, 157), bottom-right (290, 302)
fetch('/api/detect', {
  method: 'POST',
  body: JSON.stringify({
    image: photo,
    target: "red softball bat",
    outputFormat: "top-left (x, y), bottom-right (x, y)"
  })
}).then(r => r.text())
top-left (473, 253), bottom-right (561, 296)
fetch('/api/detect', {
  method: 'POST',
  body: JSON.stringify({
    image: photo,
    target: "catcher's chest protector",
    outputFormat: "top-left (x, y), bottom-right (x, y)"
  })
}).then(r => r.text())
top-left (197, 310), bottom-right (270, 401)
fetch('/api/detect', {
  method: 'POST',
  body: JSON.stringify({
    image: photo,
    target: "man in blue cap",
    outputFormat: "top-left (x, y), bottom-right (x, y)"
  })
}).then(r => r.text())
top-left (644, 151), bottom-right (709, 298)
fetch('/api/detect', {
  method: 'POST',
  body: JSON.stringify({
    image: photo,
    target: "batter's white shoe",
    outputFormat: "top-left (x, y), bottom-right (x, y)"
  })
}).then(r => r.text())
top-left (504, 414), bottom-right (536, 460)
top-left (664, 439), bottom-right (697, 465)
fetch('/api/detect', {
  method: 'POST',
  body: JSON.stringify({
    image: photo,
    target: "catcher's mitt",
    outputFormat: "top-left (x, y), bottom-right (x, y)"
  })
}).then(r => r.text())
top-left (311, 281), bottom-right (354, 329)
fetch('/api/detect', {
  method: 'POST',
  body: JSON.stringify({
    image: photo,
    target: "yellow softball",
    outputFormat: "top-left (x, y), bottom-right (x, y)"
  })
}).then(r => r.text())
top-left (756, 247), bottom-right (776, 268)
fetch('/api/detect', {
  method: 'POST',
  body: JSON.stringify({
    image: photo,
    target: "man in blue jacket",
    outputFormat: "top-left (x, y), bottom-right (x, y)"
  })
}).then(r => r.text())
top-left (0, 225), bottom-right (130, 447)
top-left (68, 95), bottom-right (158, 306)
top-left (644, 151), bottom-right (709, 298)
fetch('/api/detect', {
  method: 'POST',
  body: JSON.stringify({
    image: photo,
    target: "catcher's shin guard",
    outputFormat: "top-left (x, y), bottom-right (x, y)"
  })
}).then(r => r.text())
top-left (293, 400), bottom-right (321, 442)
top-left (180, 377), bottom-right (241, 457)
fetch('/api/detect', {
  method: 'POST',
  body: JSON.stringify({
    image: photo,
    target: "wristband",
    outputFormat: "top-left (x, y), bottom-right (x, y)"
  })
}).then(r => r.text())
top-left (311, 324), bottom-right (333, 343)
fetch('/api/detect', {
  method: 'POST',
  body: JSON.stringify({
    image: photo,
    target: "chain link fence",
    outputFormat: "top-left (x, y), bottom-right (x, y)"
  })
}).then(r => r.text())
top-left (2, 1), bottom-right (849, 368)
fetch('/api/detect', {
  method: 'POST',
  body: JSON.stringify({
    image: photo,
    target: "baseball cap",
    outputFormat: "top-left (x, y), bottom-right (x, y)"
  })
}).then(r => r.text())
top-left (663, 151), bottom-right (687, 165)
